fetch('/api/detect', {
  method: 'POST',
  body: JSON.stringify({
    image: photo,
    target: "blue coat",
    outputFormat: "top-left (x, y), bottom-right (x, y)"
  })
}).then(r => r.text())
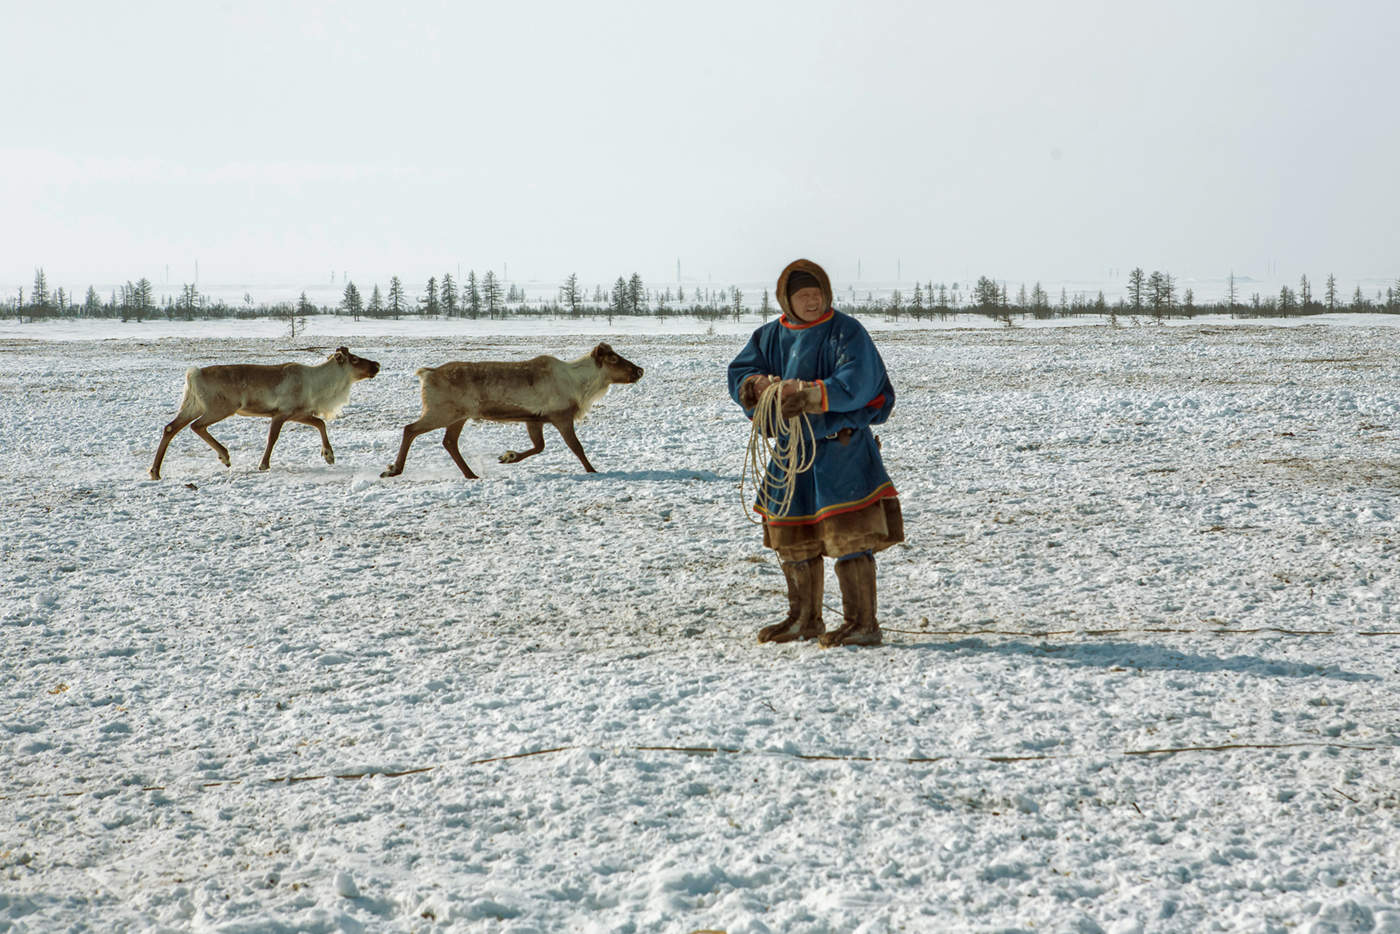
top-left (728, 308), bottom-right (897, 525)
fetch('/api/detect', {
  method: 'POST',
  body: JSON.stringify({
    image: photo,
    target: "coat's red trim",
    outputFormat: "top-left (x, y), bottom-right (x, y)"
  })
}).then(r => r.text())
top-left (755, 481), bottom-right (898, 526)
top-left (779, 308), bottom-right (834, 330)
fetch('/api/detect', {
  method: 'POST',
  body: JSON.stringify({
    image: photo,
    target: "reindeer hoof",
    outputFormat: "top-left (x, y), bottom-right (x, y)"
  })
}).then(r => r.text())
top-left (323, 450), bottom-right (335, 465)
top-left (148, 470), bottom-right (160, 481)
top-left (380, 467), bottom-right (399, 478)
top-left (500, 451), bottom-right (518, 464)
top-left (258, 463), bottom-right (270, 472)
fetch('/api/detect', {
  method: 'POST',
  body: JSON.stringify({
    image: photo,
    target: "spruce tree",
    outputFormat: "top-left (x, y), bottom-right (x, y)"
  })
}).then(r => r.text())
top-left (180, 284), bottom-right (201, 319)
top-left (341, 282), bottom-right (363, 317)
top-left (133, 278), bottom-right (153, 320)
top-left (387, 276), bottom-right (406, 318)
top-left (627, 273), bottom-right (646, 314)
top-left (441, 273), bottom-right (458, 316)
top-left (482, 270), bottom-right (502, 315)
top-left (1147, 271), bottom-right (1171, 317)
top-left (32, 268), bottom-right (49, 311)
top-left (421, 276), bottom-right (441, 316)
top-left (1324, 273), bottom-right (1337, 310)
top-left (972, 276), bottom-right (1000, 310)
top-left (368, 284), bottom-right (385, 316)
top-left (561, 273), bottom-right (581, 314)
top-left (465, 271), bottom-right (481, 317)
top-left (609, 278), bottom-right (628, 316)
top-left (1127, 268), bottom-right (1146, 310)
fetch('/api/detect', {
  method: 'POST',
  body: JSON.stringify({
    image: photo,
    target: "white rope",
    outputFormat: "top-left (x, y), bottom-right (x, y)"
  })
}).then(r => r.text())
top-left (741, 380), bottom-right (817, 524)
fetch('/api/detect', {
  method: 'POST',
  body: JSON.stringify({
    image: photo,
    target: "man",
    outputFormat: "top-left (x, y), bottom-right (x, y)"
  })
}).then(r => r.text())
top-left (728, 258), bottom-right (903, 647)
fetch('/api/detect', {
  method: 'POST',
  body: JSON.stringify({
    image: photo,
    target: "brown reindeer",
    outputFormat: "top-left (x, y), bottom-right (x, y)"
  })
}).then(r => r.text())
top-left (149, 347), bottom-right (380, 480)
top-left (380, 342), bottom-right (643, 479)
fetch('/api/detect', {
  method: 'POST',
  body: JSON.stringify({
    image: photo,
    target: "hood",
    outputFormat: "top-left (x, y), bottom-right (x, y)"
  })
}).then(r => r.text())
top-left (776, 258), bottom-right (833, 317)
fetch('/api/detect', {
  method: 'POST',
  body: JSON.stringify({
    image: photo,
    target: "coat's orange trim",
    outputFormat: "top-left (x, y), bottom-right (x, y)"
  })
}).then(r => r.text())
top-left (779, 308), bottom-right (834, 330)
top-left (755, 481), bottom-right (898, 526)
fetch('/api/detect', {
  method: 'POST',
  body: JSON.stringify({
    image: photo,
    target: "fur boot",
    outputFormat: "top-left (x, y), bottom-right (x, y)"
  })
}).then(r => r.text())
top-left (819, 553), bottom-right (882, 647)
top-left (757, 557), bottom-right (824, 643)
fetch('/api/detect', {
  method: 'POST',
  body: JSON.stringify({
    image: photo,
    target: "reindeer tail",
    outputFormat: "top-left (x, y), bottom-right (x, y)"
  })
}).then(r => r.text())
top-left (173, 367), bottom-right (204, 419)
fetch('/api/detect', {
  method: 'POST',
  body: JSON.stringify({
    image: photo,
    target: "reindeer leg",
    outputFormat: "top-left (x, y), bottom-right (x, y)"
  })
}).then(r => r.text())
top-left (149, 415), bottom-right (196, 480)
top-left (190, 412), bottom-right (234, 468)
top-left (259, 415), bottom-right (289, 471)
top-left (500, 420), bottom-right (546, 465)
top-left (441, 418), bottom-right (479, 479)
top-left (292, 415), bottom-right (334, 464)
top-left (382, 415), bottom-right (447, 478)
top-left (550, 416), bottom-right (597, 473)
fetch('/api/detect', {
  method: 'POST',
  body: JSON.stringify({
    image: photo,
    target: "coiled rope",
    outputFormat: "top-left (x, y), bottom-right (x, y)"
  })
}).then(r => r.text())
top-left (741, 380), bottom-right (817, 523)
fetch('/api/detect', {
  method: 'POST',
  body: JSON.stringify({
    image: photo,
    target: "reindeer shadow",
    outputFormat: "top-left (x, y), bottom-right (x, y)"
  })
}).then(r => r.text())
top-left (897, 637), bottom-right (1381, 682)
top-left (577, 468), bottom-right (731, 483)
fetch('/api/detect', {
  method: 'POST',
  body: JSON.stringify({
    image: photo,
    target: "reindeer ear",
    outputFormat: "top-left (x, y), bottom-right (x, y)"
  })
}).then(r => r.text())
top-left (334, 347), bottom-right (349, 362)
top-left (594, 342), bottom-right (612, 358)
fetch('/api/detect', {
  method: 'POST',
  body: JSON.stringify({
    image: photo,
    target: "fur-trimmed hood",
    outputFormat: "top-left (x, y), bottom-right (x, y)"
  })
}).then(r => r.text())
top-left (776, 258), bottom-right (833, 317)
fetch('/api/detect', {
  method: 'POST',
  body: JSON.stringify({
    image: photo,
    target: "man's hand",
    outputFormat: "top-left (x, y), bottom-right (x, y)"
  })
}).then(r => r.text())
top-left (780, 380), bottom-right (824, 417)
top-left (740, 374), bottom-right (780, 408)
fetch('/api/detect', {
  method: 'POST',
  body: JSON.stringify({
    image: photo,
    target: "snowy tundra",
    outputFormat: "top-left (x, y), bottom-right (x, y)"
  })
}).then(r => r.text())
top-left (2, 316), bottom-right (1399, 933)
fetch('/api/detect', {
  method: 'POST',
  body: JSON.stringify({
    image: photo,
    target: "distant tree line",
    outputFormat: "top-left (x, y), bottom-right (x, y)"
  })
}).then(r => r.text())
top-left (7, 266), bottom-right (1399, 324)
top-left (5, 267), bottom-right (760, 323)
top-left (876, 269), bottom-right (1400, 323)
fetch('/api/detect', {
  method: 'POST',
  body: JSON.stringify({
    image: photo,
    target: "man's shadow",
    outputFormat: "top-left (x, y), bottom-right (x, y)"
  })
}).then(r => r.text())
top-left (897, 637), bottom-right (1381, 682)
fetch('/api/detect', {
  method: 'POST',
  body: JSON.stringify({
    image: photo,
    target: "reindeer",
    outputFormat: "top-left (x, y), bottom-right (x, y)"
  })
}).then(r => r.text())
top-left (149, 347), bottom-right (380, 480)
top-left (380, 342), bottom-right (643, 479)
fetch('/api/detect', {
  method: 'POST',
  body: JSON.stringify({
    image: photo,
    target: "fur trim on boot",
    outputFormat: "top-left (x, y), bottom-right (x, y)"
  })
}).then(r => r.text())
top-left (819, 553), bottom-right (882, 647)
top-left (757, 557), bottom-right (824, 643)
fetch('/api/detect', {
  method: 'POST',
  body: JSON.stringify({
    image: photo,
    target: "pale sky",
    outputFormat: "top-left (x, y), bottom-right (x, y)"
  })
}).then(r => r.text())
top-left (4, 0), bottom-right (1397, 294)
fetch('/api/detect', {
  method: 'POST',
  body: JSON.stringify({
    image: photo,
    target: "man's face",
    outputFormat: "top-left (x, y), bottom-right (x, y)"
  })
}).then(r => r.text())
top-left (788, 285), bottom-right (826, 323)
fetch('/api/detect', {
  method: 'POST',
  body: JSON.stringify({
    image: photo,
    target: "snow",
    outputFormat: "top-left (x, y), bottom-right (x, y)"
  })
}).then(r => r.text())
top-left (2, 317), bottom-right (1399, 932)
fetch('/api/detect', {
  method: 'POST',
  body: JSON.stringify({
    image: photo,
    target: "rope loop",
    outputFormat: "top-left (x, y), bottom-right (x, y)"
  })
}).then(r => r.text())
top-left (741, 380), bottom-right (817, 524)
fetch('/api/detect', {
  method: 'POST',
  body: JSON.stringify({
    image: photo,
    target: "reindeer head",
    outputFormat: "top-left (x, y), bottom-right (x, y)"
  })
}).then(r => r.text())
top-left (592, 343), bottom-right (643, 384)
top-left (333, 346), bottom-right (381, 380)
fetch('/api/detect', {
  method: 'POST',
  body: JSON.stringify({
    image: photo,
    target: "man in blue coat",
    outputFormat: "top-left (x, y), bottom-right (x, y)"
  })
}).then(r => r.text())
top-left (728, 258), bottom-right (904, 647)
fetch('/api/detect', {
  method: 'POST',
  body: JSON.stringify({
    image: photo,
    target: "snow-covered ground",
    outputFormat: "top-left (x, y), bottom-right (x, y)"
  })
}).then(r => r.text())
top-left (2, 317), bottom-right (1399, 932)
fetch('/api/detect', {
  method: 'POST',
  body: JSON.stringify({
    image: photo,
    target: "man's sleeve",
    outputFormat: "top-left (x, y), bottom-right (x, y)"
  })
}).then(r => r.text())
top-left (727, 330), bottom-right (770, 415)
top-left (814, 323), bottom-right (891, 415)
